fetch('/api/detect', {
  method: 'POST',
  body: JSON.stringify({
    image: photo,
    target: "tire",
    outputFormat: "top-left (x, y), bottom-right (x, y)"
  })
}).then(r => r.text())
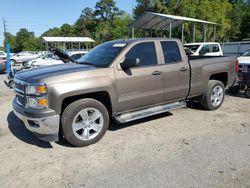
top-left (200, 80), bottom-right (225, 110)
top-left (10, 60), bottom-right (16, 66)
top-left (228, 85), bottom-right (240, 95)
top-left (244, 88), bottom-right (250, 98)
top-left (9, 81), bottom-right (15, 89)
top-left (61, 98), bottom-right (110, 147)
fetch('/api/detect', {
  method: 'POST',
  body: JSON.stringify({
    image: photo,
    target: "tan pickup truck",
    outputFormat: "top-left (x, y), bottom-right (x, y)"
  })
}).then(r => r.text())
top-left (13, 38), bottom-right (237, 147)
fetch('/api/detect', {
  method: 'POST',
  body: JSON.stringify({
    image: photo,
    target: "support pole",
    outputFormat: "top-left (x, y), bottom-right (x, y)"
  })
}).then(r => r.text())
top-left (181, 23), bottom-right (184, 43)
top-left (213, 26), bottom-right (216, 41)
top-left (6, 44), bottom-right (11, 75)
top-left (193, 24), bottom-right (196, 43)
top-left (132, 27), bottom-right (135, 38)
top-left (169, 22), bottom-right (172, 38)
top-left (204, 24), bottom-right (207, 42)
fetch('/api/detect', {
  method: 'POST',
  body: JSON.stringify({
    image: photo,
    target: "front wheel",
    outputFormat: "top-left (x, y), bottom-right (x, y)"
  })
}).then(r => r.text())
top-left (61, 98), bottom-right (109, 147)
top-left (200, 80), bottom-right (225, 110)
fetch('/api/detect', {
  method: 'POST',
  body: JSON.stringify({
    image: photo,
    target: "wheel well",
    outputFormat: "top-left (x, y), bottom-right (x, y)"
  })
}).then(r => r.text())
top-left (61, 91), bottom-right (112, 116)
top-left (209, 72), bottom-right (228, 87)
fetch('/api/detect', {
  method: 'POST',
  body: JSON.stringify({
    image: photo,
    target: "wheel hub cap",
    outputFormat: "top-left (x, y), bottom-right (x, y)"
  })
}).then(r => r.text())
top-left (72, 108), bottom-right (104, 141)
top-left (210, 85), bottom-right (223, 107)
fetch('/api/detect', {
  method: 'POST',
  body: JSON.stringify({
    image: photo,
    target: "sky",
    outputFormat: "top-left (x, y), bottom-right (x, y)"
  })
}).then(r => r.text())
top-left (0, 0), bottom-right (136, 46)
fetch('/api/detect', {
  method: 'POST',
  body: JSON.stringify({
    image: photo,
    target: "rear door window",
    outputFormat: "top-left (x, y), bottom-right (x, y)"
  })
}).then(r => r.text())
top-left (209, 44), bottom-right (219, 52)
top-left (161, 41), bottom-right (182, 64)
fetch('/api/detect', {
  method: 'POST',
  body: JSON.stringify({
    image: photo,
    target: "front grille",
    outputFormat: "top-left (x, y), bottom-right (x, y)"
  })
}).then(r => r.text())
top-left (15, 80), bottom-right (26, 94)
top-left (239, 64), bottom-right (250, 73)
top-left (16, 94), bottom-right (27, 107)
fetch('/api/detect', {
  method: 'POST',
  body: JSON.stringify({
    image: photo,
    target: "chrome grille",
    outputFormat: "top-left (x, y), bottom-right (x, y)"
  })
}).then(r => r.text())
top-left (15, 80), bottom-right (26, 94)
top-left (16, 95), bottom-right (27, 107)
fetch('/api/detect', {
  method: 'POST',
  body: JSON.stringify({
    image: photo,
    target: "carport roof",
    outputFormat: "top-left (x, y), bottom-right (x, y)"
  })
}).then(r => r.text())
top-left (42, 37), bottom-right (95, 43)
top-left (129, 12), bottom-right (218, 30)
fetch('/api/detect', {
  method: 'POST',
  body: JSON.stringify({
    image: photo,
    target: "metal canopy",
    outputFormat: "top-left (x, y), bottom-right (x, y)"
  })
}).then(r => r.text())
top-left (129, 12), bottom-right (219, 42)
top-left (42, 37), bottom-right (95, 43)
top-left (42, 37), bottom-right (95, 51)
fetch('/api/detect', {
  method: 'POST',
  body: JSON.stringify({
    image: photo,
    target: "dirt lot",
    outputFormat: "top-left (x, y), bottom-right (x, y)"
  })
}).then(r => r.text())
top-left (0, 73), bottom-right (250, 188)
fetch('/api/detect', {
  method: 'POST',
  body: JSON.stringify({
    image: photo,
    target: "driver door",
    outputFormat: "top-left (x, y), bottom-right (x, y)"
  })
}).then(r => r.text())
top-left (115, 41), bottom-right (163, 112)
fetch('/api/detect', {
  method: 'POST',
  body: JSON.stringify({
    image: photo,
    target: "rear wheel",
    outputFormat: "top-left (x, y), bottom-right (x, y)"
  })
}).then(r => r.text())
top-left (61, 98), bottom-right (109, 147)
top-left (201, 80), bottom-right (225, 110)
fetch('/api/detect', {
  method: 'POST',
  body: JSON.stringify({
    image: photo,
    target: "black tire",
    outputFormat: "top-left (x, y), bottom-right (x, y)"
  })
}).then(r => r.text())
top-left (244, 88), bottom-right (250, 98)
top-left (200, 80), bottom-right (225, 110)
top-left (228, 85), bottom-right (240, 95)
top-left (61, 98), bottom-right (109, 147)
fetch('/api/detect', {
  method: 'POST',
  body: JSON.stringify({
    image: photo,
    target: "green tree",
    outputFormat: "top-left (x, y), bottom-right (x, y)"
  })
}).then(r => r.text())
top-left (5, 32), bottom-right (17, 52)
top-left (42, 27), bottom-right (61, 37)
top-left (240, 4), bottom-right (250, 39)
top-left (94, 0), bottom-right (120, 21)
top-left (23, 37), bottom-right (44, 51)
top-left (15, 28), bottom-right (34, 52)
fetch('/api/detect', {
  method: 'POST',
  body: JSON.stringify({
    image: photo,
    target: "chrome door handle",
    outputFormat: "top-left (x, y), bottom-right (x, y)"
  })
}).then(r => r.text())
top-left (179, 67), bottom-right (188, 72)
top-left (152, 71), bottom-right (162, 75)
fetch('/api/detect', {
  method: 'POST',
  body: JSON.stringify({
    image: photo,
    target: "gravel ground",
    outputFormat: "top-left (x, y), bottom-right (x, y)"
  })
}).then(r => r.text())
top-left (0, 73), bottom-right (250, 188)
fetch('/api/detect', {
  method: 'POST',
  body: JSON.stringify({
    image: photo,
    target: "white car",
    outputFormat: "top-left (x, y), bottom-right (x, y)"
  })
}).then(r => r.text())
top-left (67, 51), bottom-right (88, 61)
top-left (237, 49), bottom-right (250, 73)
top-left (10, 51), bottom-right (41, 65)
top-left (0, 51), bottom-right (7, 58)
top-left (31, 55), bottom-right (64, 68)
top-left (184, 42), bottom-right (223, 56)
top-left (23, 53), bottom-right (54, 68)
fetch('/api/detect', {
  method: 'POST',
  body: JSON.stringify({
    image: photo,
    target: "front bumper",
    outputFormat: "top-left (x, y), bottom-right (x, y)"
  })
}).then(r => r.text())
top-left (13, 98), bottom-right (60, 142)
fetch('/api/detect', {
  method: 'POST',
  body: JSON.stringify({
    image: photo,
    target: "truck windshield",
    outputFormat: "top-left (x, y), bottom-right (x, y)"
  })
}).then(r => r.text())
top-left (243, 49), bottom-right (250, 56)
top-left (77, 41), bottom-right (127, 67)
top-left (184, 45), bottom-right (200, 53)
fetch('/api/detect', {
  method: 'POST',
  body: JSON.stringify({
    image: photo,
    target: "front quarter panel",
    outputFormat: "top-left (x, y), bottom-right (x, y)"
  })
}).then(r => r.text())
top-left (46, 69), bottom-right (117, 115)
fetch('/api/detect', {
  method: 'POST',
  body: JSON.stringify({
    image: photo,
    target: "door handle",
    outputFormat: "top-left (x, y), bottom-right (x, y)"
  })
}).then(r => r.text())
top-left (179, 67), bottom-right (188, 72)
top-left (152, 71), bottom-right (162, 75)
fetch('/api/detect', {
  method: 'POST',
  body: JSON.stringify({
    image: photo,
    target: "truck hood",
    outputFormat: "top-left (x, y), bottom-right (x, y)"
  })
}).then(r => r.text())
top-left (15, 63), bottom-right (96, 83)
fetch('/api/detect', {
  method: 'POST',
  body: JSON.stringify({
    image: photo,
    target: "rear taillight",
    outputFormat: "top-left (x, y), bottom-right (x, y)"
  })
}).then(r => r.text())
top-left (235, 59), bottom-right (239, 73)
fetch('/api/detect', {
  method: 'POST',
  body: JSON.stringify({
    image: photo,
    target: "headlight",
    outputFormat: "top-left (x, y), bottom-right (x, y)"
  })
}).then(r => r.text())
top-left (26, 84), bottom-right (47, 95)
top-left (27, 96), bottom-right (48, 109)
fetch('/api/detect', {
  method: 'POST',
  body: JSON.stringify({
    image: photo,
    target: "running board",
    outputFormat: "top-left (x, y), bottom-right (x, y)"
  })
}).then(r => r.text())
top-left (115, 101), bottom-right (186, 123)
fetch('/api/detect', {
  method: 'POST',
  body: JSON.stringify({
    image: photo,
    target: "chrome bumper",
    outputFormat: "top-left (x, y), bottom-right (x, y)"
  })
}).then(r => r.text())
top-left (13, 109), bottom-right (60, 142)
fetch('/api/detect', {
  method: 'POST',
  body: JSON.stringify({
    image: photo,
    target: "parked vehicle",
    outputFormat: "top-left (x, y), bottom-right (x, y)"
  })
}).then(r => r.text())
top-left (12, 38), bottom-right (237, 147)
top-left (23, 53), bottom-right (55, 68)
top-left (184, 42), bottom-right (223, 56)
top-left (10, 51), bottom-right (41, 65)
top-left (0, 58), bottom-right (6, 73)
top-left (0, 51), bottom-right (7, 58)
top-left (229, 49), bottom-right (250, 97)
top-left (67, 51), bottom-right (88, 61)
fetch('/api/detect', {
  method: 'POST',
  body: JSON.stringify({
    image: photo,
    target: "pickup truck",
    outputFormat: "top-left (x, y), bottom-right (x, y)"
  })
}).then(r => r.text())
top-left (184, 42), bottom-right (223, 56)
top-left (12, 38), bottom-right (237, 147)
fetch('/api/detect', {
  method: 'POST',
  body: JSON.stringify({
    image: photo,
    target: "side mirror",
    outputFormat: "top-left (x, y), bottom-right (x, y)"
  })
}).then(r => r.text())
top-left (199, 47), bottom-right (207, 56)
top-left (17, 54), bottom-right (20, 57)
top-left (121, 58), bottom-right (140, 70)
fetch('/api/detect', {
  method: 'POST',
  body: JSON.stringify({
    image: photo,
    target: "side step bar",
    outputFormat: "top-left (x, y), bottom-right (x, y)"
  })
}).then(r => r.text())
top-left (115, 101), bottom-right (187, 123)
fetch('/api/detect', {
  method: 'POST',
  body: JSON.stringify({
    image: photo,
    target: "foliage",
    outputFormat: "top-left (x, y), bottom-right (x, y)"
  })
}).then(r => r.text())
top-left (4, 0), bottom-right (250, 52)
top-left (134, 0), bottom-right (249, 42)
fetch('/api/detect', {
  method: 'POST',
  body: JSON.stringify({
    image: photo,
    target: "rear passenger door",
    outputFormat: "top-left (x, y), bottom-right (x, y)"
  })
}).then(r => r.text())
top-left (115, 41), bottom-right (163, 112)
top-left (159, 41), bottom-right (190, 102)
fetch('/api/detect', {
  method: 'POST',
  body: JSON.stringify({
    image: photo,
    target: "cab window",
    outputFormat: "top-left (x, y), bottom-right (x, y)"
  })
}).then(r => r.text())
top-left (125, 42), bottom-right (157, 67)
top-left (161, 41), bottom-right (182, 64)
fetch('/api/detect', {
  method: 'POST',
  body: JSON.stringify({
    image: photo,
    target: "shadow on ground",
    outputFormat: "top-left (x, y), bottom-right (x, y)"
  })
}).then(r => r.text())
top-left (7, 111), bottom-right (53, 148)
top-left (109, 111), bottom-right (173, 131)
